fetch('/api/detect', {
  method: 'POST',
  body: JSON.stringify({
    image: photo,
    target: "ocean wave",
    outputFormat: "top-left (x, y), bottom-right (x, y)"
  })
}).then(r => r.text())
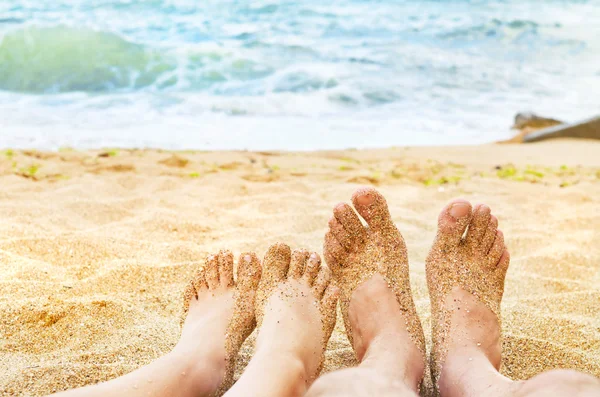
top-left (0, 25), bottom-right (355, 96)
top-left (0, 26), bottom-right (278, 94)
top-left (439, 19), bottom-right (542, 41)
top-left (0, 26), bottom-right (172, 93)
top-left (0, 25), bottom-right (367, 99)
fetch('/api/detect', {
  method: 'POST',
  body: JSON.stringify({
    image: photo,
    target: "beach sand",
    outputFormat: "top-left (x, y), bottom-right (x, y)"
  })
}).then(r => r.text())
top-left (1, 140), bottom-right (599, 396)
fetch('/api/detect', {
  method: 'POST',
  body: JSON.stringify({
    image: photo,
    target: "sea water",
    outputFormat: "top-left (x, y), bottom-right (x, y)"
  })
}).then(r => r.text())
top-left (0, 0), bottom-right (599, 150)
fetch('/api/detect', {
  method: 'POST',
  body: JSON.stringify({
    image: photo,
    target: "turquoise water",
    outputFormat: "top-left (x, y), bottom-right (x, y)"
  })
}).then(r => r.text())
top-left (1, 0), bottom-right (599, 149)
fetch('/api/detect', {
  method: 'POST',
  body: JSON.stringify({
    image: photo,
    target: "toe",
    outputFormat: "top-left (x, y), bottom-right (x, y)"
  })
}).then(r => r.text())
top-left (351, 187), bottom-right (394, 230)
top-left (218, 250), bottom-right (234, 288)
top-left (497, 249), bottom-right (510, 274)
top-left (321, 284), bottom-right (340, 335)
top-left (488, 230), bottom-right (505, 265)
top-left (328, 217), bottom-right (353, 251)
top-left (321, 284), bottom-right (339, 312)
top-left (183, 269), bottom-right (207, 313)
top-left (182, 282), bottom-right (195, 315)
top-left (321, 284), bottom-right (340, 339)
top-left (191, 269), bottom-right (208, 294)
top-left (313, 265), bottom-right (332, 299)
top-left (333, 203), bottom-right (366, 243)
top-left (481, 215), bottom-right (498, 254)
top-left (303, 253), bottom-right (321, 285)
top-left (465, 204), bottom-right (491, 247)
top-left (237, 252), bottom-right (262, 291)
top-left (289, 249), bottom-right (309, 279)
top-left (324, 232), bottom-right (346, 268)
top-left (205, 254), bottom-right (220, 289)
top-left (434, 199), bottom-right (472, 249)
top-left (262, 242), bottom-right (292, 284)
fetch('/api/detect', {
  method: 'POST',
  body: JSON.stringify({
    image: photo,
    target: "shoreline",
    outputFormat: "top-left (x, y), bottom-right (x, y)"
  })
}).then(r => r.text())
top-left (2, 139), bottom-right (599, 184)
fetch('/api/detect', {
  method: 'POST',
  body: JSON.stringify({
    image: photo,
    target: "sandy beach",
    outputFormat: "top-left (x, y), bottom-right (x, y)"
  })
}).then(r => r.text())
top-left (1, 140), bottom-right (599, 396)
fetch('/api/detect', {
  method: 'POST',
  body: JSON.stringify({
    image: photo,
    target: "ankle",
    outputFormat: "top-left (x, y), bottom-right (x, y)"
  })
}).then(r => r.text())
top-left (438, 350), bottom-right (508, 397)
top-left (361, 333), bottom-right (425, 391)
top-left (255, 321), bottom-right (323, 378)
top-left (173, 335), bottom-right (226, 368)
top-left (443, 288), bottom-right (502, 366)
top-left (229, 348), bottom-right (310, 397)
top-left (348, 276), bottom-right (409, 358)
top-left (161, 349), bottom-right (225, 396)
top-left (259, 347), bottom-right (310, 380)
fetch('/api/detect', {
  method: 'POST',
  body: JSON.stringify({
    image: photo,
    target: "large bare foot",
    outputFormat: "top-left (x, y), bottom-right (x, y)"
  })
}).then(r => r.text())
top-left (225, 244), bottom-right (339, 397)
top-left (180, 250), bottom-right (261, 395)
top-left (323, 187), bottom-right (426, 391)
top-left (426, 200), bottom-right (511, 396)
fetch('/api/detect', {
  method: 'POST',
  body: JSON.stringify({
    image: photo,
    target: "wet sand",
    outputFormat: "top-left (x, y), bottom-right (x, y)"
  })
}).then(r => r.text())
top-left (1, 140), bottom-right (599, 396)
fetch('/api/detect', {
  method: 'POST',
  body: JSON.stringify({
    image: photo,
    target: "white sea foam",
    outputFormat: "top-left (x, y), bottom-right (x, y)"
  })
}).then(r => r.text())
top-left (0, 0), bottom-right (598, 149)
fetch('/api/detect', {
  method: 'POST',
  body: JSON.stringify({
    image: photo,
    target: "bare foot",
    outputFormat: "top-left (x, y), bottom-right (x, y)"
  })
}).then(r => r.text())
top-left (323, 187), bottom-right (426, 390)
top-left (226, 243), bottom-right (339, 397)
top-left (426, 200), bottom-right (511, 396)
top-left (180, 250), bottom-right (261, 395)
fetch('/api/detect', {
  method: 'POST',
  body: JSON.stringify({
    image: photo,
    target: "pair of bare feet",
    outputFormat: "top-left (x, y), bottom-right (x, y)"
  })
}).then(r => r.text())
top-left (54, 187), bottom-right (600, 397)
top-left (171, 187), bottom-right (514, 396)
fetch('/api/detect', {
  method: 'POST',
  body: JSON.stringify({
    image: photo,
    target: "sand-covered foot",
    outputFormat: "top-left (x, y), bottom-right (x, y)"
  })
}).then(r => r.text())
top-left (426, 200), bottom-right (510, 396)
top-left (323, 187), bottom-right (426, 386)
top-left (230, 243), bottom-right (338, 396)
top-left (179, 250), bottom-right (261, 395)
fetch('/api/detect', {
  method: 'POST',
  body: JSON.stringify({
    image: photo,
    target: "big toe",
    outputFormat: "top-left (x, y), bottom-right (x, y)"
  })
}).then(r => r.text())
top-left (434, 199), bottom-right (473, 249)
top-left (261, 242), bottom-right (292, 284)
top-left (351, 187), bottom-right (393, 230)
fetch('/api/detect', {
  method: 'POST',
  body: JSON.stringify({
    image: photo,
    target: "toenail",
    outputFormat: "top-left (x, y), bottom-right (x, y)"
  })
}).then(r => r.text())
top-left (310, 253), bottom-right (318, 260)
top-left (449, 202), bottom-right (471, 219)
top-left (244, 254), bottom-right (252, 262)
top-left (355, 192), bottom-right (374, 206)
top-left (334, 203), bottom-right (346, 211)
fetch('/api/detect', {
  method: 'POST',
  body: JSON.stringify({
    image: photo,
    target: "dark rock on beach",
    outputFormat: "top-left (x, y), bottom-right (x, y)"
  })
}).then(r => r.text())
top-left (501, 113), bottom-right (600, 143)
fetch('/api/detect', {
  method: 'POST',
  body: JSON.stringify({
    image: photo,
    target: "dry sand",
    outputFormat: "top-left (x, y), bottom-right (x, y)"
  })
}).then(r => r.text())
top-left (0, 140), bottom-right (599, 396)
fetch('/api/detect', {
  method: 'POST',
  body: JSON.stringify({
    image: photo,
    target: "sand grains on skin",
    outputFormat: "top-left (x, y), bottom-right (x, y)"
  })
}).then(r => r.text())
top-left (323, 188), bottom-right (426, 367)
top-left (181, 249), bottom-right (262, 394)
top-left (426, 200), bottom-right (510, 390)
top-left (254, 244), bottom-right (339, 385)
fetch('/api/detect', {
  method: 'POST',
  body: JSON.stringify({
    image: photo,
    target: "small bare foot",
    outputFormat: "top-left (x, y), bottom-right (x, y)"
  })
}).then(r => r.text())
top-left (227, 243), bottom-right (338, 397)
top-left (255, 244), bottom-right (339, 387)
top-left (180, 250), bottom-right (261, 396)
top-left (323, 187), bottom-right (426, 390)
top-left (426, 200), bottom-right (511, 396)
